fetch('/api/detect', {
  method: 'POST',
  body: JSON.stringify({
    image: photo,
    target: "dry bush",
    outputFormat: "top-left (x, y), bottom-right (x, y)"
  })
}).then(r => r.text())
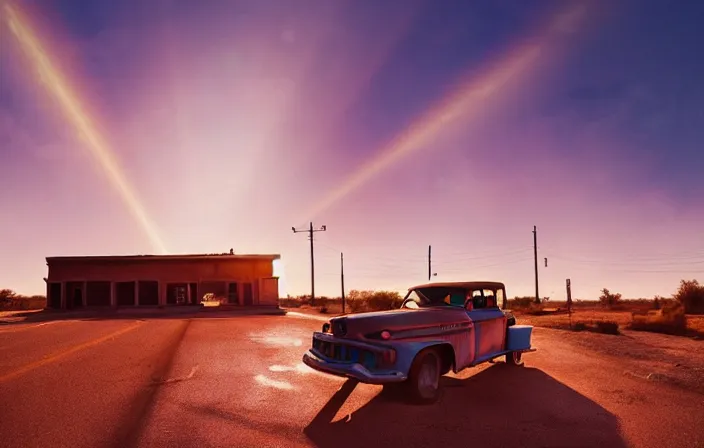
top-left (674, 279), bottom-right (704, 314)
top-left (599, 288), bottom-right (622, 309)
top-left (507, 296), bottom-right (535, 310)
top-left (526, 303), bottom-right (548, 315)
top-left (346, 290), bottom-right (403, 313)
top-left (573, 322), bottom-right (588, 332)
top-left (630, 304), bottom-right (688, 336)
top-left (278, 296), bottom-right (303, 308)
top-left (0, 289), bottom-right (46, 310)
top-left (315, 296), bottom-right (331, 310)
top-left (563, 320), bottom-right (619, 334)
top-left (595, 320), bottom-right (620, 335)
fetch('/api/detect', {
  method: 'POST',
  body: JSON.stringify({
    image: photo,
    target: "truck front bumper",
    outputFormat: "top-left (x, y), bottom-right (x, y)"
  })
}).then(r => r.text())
top-left (302, 350), bottom-right (407, 384)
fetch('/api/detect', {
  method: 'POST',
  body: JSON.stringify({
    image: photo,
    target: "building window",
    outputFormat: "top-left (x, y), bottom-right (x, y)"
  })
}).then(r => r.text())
top-left (116, 282), bottom-right (136, 306)
top-left (86, 281), bottom-right (111, 306)
top-left (139, 281), bottom-right (159, 306)
top-left (48, 283), bottom-right (62, 309)
top-left (66, 282), bottom-right (84, 309)
top-left (167, 283), bottom-right (189, 305)
top-left (243, 283), bottom-right (253, 305)
top-left (228, 283), bottom-right (239, 304)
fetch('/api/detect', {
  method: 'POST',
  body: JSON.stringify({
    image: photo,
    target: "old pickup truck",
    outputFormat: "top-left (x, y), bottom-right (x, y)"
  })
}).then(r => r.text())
top-left (302, 281), bottom-right (535, 404)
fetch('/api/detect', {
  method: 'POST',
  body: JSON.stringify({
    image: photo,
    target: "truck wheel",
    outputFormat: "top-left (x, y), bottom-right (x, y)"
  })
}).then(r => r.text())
top-left (506, 351), bottom-right (524, 366)
top-left (407, 349), bottom-right (442, 404)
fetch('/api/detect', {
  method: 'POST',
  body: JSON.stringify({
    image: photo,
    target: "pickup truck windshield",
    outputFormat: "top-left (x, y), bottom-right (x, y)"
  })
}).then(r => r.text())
top-left (405, 287), bottom-right (467, 307)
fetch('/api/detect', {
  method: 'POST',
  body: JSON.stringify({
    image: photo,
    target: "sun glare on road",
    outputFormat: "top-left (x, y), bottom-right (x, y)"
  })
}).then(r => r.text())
top-left (254, 374), bottom-right (295, 390)
top-left (269, 362), bottom-right (344, 380)
top-left (249, 334), bottom-right (303, 347)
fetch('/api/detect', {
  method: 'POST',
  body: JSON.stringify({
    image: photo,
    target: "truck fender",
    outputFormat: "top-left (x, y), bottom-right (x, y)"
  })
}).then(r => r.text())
top-left (394, 341), bottom-right (456, 376)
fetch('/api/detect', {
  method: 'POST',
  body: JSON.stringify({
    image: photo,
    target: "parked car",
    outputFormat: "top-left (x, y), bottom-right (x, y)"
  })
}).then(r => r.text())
top-left (302, 281), bottom-right (535, 404)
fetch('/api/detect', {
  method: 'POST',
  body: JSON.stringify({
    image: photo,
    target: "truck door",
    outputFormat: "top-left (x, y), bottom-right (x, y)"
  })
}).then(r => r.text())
top-left (466, 289), bottom-right (507, 362)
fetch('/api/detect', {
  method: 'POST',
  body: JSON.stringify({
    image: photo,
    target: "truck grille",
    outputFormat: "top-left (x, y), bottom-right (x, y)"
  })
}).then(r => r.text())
top-left (312, 337), bottom-right (377, 369)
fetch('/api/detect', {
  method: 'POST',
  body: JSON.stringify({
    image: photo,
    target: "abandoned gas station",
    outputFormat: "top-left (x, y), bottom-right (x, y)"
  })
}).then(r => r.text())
top-left (44, 253), bottom-right (281, 309)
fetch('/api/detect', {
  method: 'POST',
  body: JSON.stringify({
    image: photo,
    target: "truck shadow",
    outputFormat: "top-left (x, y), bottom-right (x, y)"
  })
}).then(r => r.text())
top-left (304, 363), bottom-right (629, 448)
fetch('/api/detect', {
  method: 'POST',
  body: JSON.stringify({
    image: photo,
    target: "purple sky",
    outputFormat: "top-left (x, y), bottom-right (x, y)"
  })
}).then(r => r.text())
top-left (1, 0), bottom-right (703, 300)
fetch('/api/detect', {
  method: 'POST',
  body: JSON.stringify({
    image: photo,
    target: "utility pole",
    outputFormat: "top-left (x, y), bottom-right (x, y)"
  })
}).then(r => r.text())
top-left (566, 278), bottom-right (573, 328)
top-left (428, 245), bottom-right (432, 281)
top-left (533, 225), bottom-right (540, 304)
top-left (292, 222), bottom-right (327, 306)
top-left (341, 252), bottom-right (345, 314)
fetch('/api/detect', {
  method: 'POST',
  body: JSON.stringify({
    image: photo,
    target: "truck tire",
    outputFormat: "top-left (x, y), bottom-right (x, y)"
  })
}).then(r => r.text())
top-left (505, 350), bottom-right (524, 366)
top-left (407, 349), bottom-right (442, 404)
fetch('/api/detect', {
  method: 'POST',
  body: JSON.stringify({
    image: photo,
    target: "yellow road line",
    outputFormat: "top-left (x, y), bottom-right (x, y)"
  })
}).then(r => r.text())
top-left (0, 321), bottom-right (144, 384)
top-left (0, 320), bottom-right (74, 334)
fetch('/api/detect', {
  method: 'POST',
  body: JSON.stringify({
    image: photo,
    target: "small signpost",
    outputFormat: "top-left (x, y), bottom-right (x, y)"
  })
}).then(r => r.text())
top-left (566, 278), bottom-right (573, 329)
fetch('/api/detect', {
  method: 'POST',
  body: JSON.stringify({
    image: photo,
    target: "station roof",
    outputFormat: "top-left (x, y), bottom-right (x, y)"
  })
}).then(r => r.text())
top-left (46, 253), bottom-right (281, 263)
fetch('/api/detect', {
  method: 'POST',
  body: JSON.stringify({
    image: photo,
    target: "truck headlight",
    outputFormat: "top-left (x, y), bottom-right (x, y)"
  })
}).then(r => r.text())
top-left (365, 329), bottom-right (393, 340)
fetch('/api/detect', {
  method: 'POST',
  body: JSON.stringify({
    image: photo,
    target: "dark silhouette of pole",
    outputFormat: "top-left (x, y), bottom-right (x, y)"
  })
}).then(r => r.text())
top-left (341, 252), bottom-right (345, 314)
top-left (566, 278), bottom-right (573, 328)
top-left (533, 225), bottom-right (540, 304)
top-left (292, 222), bottom-right (327, 306)
top-left (428, 245), bottom-right (432, 281)
top-left (310, 222), bottom-right (314, 304)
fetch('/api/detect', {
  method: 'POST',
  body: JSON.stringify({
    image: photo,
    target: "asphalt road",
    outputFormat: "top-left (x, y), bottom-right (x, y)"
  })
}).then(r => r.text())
top-left (0, 312), bottom-right (702, 448)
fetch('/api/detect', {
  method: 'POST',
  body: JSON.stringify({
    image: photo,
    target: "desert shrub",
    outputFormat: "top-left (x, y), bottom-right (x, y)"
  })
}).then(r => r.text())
top-left (508, 296), bottom-right (535, 310)
top-left (0, 289), bottom-right (46, 310)
top-left (598, 288), bottom-right (622, 309)
top-left (315, 296), bottom-right (330, 309)
top-left (630, 303), bottom-right (688, 335)
top-left (346, 290), bottom-right (403, 313)
top-left (595, 320), bottom-right (620, 335)
top-left (278, 296), bottom-right (303, 308)
top-left (0, 288), bottom-right (17, 307)
top-left (573, 322), bottom-right (588, 332)
top-left (673, 279), bottom-right (704, 314)
top-left (526, 303), bottom-right (548, 315)
top-left (371, 291), bottom-right (403, 310)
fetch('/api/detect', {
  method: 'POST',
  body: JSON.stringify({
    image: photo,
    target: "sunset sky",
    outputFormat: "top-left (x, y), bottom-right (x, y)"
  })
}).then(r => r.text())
top-left (1, 0), bottom-right (703, 300)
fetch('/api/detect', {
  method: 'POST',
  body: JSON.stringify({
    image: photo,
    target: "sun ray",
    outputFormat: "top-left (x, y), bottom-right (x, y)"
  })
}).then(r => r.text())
top-left (3, 3), bottom-right (168, 254)
top-left (299, 2), bottom-right (590, 223)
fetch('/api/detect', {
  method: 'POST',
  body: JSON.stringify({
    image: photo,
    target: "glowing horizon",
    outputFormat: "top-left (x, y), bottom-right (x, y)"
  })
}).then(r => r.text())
top-left (3, 3), bottom-right (168, 254)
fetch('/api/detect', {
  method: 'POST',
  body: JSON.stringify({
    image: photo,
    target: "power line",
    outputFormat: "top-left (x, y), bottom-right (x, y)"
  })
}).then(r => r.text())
top-left (438, 256), bottom-right (534, 272)
top-left (316, 241), bottom-right (534, 265)
top-left (539, 246), bottom-right (704, 262)
top-left (538, 264), bottom-right (704, 274)
top-left (431, 248), bottom-right (534, 266)
top-left (545, 254), bottom-right (704, 267)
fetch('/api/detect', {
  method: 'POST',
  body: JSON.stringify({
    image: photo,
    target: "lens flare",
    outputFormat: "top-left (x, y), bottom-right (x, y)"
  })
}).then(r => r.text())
top-left (3, 4), bottom-right (168, 254)
top-left (300, 3), bottom-right (590, 222)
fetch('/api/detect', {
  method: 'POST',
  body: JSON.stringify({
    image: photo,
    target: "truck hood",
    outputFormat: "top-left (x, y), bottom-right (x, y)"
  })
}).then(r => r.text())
top-left (328, 307), bottom-right (467, 339)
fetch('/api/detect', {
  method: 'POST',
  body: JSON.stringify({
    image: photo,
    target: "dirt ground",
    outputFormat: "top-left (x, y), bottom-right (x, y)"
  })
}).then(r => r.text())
top-left (516, 309), bottom-right (704, 334)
